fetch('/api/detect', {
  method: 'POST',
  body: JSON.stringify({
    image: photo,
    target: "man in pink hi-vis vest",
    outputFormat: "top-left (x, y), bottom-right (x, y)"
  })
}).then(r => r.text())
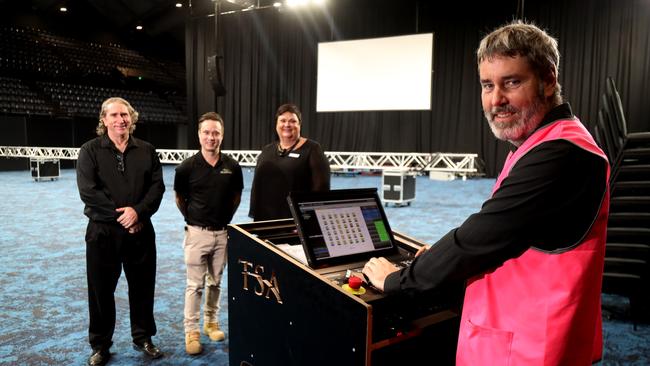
top-left (363, 21), bottom-right (609, 365)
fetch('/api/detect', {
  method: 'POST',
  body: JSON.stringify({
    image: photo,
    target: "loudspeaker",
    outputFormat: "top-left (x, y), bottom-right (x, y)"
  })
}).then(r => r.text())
top-left (207, 54), bottom-right (227, 96)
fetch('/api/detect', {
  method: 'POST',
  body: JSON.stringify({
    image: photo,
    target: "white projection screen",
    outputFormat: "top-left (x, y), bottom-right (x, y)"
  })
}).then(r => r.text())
top-left (316, 33), bottom-right (433, 112)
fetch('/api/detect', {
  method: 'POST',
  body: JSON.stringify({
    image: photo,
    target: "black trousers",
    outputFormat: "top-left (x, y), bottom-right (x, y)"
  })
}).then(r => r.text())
top-left (85, 220), bottom-right (157, 351)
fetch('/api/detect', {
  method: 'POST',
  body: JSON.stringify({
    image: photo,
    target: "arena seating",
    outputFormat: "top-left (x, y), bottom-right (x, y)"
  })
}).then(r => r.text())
top-left (0, 25), bottom-right (187, 124)
top-left (37, 81), bottom-right (186, 124)
top-left (0, 76), bottom-right (54, 115)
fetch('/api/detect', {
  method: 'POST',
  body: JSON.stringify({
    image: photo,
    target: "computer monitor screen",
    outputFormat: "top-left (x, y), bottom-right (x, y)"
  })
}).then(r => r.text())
top-left (288, 189), bottom-right (398, 267)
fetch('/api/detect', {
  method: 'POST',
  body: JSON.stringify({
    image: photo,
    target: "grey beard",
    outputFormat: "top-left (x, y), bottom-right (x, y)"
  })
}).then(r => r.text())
top-left (485, 98), bottom-right (544, 146)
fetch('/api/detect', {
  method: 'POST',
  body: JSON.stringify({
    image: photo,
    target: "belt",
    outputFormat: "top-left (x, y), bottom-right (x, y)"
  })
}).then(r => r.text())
top-left (191, 224), bottom-right (227, 232)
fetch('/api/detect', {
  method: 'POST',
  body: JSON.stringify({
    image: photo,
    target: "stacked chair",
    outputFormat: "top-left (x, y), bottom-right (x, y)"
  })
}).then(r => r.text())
top-left (593, 77), bottom-right (650, 329)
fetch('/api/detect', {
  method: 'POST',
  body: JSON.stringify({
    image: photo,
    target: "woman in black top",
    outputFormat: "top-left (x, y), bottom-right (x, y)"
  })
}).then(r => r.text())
top-left (249, 103), bottom-right (330, 221)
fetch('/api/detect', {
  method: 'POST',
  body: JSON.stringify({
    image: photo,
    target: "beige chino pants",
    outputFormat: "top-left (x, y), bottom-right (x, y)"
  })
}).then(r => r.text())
top-left (183, 225), bottom-right (228, 333)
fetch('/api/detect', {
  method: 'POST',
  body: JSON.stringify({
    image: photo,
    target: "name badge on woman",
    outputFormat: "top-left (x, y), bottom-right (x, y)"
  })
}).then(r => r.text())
top-left (288, 152), bottom-right (300, 158)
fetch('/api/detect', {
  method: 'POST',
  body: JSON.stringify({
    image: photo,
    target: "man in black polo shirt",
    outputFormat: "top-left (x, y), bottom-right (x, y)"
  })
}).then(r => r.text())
top-left (77, 97), bottom-right (165, 366)
top-left (174, 112), bottom-right (243, 355)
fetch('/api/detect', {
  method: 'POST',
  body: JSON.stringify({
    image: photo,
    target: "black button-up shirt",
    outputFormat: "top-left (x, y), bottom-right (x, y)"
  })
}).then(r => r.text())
top-left (77, 134), bottom-right (165, 223)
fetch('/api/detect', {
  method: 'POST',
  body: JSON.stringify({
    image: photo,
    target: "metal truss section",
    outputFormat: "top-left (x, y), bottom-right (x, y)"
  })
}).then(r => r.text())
top-left (156, 149), bottom-right (195, 163)
top-left (325, 151), bottom-right (478, 174)
top-left (424, 153), bottom-right (478, 173)
top-left (0, 146), bottom-right (80, 159)
top-left (157, 149), bottom-right (261, 166)
top-left (1, 146), bottom-right (479, 175)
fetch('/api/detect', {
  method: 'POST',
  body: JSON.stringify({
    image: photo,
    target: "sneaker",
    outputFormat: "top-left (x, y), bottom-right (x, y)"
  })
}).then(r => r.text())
top-left (185, 331), bottom-right (202, 355)
top-left (203, 322), bottom-right (225, 342)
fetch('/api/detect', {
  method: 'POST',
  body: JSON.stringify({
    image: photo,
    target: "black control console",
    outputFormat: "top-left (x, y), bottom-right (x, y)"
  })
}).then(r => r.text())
top-left (228, 219), bottom-right (460, 366)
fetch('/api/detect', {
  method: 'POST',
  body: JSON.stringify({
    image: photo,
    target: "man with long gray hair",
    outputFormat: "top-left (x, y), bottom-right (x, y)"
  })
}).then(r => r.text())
top-left (77, 97), bottom-right (165, 365)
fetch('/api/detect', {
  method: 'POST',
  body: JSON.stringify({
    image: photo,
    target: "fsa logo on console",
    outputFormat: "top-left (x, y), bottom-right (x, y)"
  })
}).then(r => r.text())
top-left (237, 259), bottom-right (283, 304)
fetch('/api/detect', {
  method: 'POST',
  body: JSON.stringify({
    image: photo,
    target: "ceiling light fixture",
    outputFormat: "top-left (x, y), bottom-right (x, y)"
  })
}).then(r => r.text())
top-left (136, 25), bottom-right (143, 30)
top-left (59, 7), bottom-right (67, 12)
top-left (175, 2), bottom-right (183, 7)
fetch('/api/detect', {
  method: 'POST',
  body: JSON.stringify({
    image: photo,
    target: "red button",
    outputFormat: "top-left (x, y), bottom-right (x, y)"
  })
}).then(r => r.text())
top-left (348, 276), bottom-right (363, 290)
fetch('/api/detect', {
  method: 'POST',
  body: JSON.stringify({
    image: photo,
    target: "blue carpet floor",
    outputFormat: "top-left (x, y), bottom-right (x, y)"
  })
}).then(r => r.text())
top-left (0, 166), bottom-right (648, 365)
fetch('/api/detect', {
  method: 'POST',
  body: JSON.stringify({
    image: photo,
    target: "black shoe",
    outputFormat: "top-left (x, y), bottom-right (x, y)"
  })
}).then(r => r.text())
top-left (133, 340), bottom-right (163, 359)
top-left (87, 349), bottom-right (111, 366)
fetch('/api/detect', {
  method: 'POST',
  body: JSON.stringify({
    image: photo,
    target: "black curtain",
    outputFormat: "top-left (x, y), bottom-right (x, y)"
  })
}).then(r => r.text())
top-left (186, 0), bottom-right (650, 177)
top-left (186, 13), bottom-right (218, 150)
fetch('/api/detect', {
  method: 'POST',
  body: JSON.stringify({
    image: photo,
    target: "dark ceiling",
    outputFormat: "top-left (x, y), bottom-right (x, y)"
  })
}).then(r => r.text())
top-left (0, 0), bottom-right (280, 57)
top-left (12, 0), bottom-right (283, 35)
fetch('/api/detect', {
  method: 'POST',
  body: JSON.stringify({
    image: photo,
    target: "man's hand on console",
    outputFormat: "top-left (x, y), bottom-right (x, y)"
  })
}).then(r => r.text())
top-left (415, 244), bottom-right (431, 257)
top-left (362, 257), bottom-right (399, 292)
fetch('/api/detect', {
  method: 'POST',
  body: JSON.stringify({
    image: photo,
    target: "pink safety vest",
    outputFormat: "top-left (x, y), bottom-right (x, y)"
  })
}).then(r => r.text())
top-left (456, 118), bottom-right (610, 366)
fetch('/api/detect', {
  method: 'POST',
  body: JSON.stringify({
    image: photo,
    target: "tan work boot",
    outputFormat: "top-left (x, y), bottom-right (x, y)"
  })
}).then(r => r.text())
top-left (185, 331), bottom-right (202, 355)
top-left (203, 322), bottom-right (225, 342)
